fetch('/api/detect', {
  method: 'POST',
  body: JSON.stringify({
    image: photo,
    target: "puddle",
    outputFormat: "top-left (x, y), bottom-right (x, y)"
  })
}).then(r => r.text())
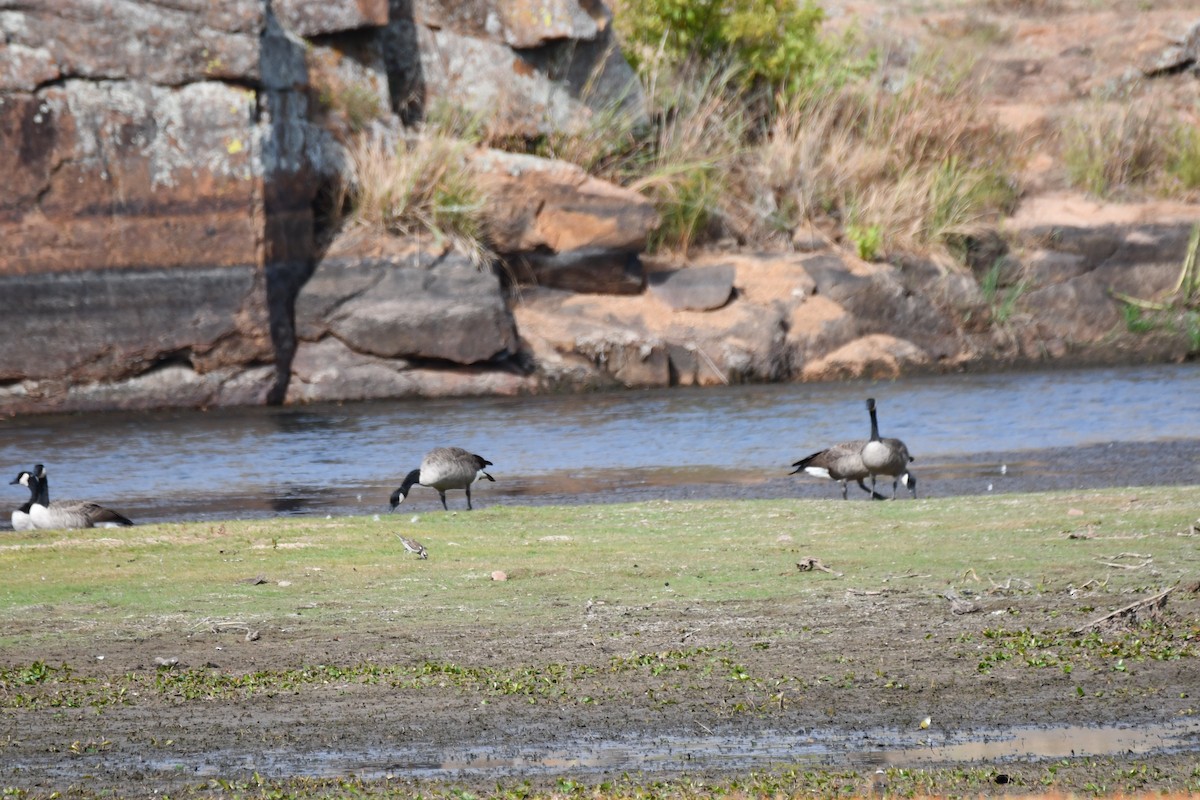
top-left (44, 719), bottom-right (1196, 783)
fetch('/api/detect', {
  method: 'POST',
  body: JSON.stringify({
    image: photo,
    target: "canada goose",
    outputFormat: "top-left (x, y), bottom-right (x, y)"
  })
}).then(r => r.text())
top-left (25, 465), bottom-right (135, 529)
top-left (860, 398), bottom-right (916, 500)
top-left (790, 441), bottom-right (894, 500)
top-left (8, 470), bottom-right (37, 531)
top-left (389, 447), bottom-right (495, 511)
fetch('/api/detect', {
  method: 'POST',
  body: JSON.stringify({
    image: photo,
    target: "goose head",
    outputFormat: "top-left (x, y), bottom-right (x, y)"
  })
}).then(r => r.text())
top-left (9, 470), bottom-right (34, 489)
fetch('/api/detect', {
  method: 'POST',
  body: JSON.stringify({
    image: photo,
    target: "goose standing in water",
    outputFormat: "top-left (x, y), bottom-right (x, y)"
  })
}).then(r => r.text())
top-left (390, 447), bottom-right (495, 511)
top-left (790, 441), bottom-right (899, 500)
top-left (860, 399), bottom-right (917, 500)
top-left (8, 469), bottom-right (37, 531)
top-left (22, 465), bottom-right (135, 529)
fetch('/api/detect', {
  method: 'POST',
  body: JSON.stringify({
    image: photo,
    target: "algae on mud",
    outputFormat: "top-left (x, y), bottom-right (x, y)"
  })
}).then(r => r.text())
top-left (1, 487), bottom-right (1199, 797)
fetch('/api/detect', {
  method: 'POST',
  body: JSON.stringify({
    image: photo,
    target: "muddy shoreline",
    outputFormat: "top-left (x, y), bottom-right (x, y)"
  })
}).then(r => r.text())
top-left (501, 439), bottom-right (1200, 508)
top-left (115, 438), bottom-right (1200, 525)
top-left (2, 443), bottom-right (1198, 797)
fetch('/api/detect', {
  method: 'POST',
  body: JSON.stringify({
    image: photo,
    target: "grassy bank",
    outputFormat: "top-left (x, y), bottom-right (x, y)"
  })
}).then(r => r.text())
top-left (2, 486), bottom-right (1196, 647)
top-left (2, 487), bottom-right (1199, 799)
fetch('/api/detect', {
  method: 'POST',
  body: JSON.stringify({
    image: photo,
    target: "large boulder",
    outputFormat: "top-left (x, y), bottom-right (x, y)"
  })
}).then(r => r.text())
top-left (0, 1), bottom-right (263, 90)
top-left (801, 254), bottom-right (959, 357)
top-left (648, 264), bottom-right (735, 311)
top-left (1005, 194), bottom-right (1200, 348)
top-left (383, 0), bottom-right (643, 136)
top-left (801, 335), bottom-right (931, 381)
top-left (477, 150), bottom-right (658, 254)
top-left (511, 289), bottom-right (671, 388)
top-left (276, 0), bottom-right (389, 38)
top-left (297, 238), bottom-right (518, 365)
top-left (290, 232), bottom-right (528, 401)
top-left (512, 283), bottom-right (789, 388)
top-left (0, 74), bottom-right (305, 413)
top-left (476, 150), bottom-right (659, 294)
top-left (1141, 19), bottom-right (1200, 77)
top-left (287, 336), bottom-right (533, 402)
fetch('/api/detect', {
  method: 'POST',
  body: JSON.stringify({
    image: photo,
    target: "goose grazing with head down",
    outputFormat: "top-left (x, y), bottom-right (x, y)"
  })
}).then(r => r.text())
top-left (24, 465), bottom-right (135, 529)
top-left (390, 447), bottom-right (495, 511)
top-left (9, 469), bottom-right (37, 531)
top-left (860, 398), bottom-right (916, 500)
top-left (790, 441), bottom-right (897, 500)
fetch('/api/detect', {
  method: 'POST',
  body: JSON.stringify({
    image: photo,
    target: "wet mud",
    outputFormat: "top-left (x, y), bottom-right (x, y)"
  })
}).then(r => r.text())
top-left (3, 580), bottom-right (1200, 795)
top-left (511, 440), bottom-right (1200, 507)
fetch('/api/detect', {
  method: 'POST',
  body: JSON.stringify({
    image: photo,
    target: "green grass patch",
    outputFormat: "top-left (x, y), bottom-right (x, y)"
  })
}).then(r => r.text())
top-left (1, 487), bottom-right (1196, 645)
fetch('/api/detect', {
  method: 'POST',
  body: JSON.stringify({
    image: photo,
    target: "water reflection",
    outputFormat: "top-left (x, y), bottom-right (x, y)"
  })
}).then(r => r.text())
top-left (43, 718), bottom-right (1198, 783)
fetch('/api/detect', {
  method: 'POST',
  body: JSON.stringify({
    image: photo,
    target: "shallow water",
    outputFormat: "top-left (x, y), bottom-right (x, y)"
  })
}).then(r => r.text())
top-left (42, 718), bottom-right (1200, 783)
top-left (1, 363), bottom-right (1198, 525)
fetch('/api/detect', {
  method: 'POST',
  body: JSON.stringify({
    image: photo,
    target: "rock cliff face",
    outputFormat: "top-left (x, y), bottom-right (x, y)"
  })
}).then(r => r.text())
top-left (1, 1), bottom-right (1197, 415)
top-left (0, 0), bottom-right (637, 414)
top-left (1, 0), bottom-right (325, 410)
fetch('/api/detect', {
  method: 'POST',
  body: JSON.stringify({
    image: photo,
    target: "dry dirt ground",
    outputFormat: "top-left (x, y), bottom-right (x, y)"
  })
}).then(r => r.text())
top-left (3, 581), bottom-right (1199, 796)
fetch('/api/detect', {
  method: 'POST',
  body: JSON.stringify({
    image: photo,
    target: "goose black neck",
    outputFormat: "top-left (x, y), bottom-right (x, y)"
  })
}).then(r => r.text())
top-left (866, 399), bottom-right (880, 442)
top-left (401, 468), bottom-right (421, 492)
top-left (389, 468), bottom-right (423, 510)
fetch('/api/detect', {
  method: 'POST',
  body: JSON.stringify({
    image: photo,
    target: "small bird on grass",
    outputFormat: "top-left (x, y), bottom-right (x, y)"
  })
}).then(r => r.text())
top-left (397, 535), bottom-right (428, 559)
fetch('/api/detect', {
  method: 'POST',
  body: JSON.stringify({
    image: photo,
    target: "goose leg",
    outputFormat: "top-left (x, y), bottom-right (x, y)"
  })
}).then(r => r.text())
top-left (859, 479), bottom-right (887, 501)
top-left (840, 480), bottom-right (849, 500)
top-left (854, 479), bottom-right (883, 496)
top-left (892, 478), bottom-right (899, 500)
top-left (465, 485), bottom-right (473, 511)
top-left (439, 490), bottom-right (449, 511)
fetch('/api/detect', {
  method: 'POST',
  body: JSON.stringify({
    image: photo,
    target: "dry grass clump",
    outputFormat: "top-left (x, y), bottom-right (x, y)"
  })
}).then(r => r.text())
top-left (315, 81), bottom-right (386, 134)
top-left (552, 7), bottom-right (1021, 263)
top-left (339, 127), bottom-right (493, 266)
top-left (537, 61), bottom-right (750, 254)
top-left (1060, 97), bottom-right (1200, 200)
top-left (732, 51), bottom-right (1018, 261)
top-left (626, 64), bottom-right (751, 252)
